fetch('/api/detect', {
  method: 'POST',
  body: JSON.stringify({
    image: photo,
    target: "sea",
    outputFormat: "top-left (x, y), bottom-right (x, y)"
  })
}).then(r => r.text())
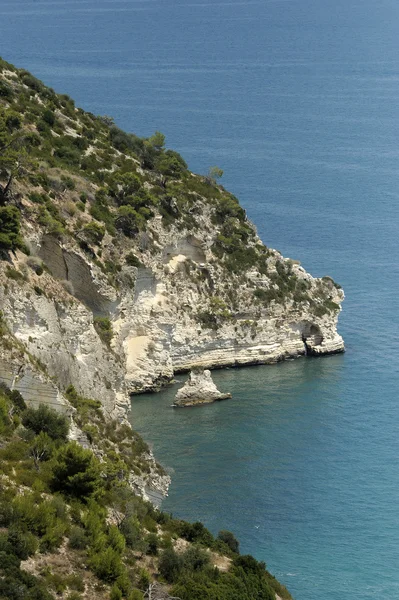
top-left (2, 1), bottom-right (399, 598)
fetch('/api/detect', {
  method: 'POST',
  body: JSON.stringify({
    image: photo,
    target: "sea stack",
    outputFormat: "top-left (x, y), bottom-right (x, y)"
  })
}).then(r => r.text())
top-left (173, 367), bottom-right (232, 407)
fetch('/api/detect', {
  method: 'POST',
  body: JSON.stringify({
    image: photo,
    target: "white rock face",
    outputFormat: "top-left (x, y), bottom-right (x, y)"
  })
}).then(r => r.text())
top-left (0, 262), bottom-right (128, 418)
top-left (173, 368), bottom-right (232, 407)
top-left (0, 207), bottom-right (344, 412)
top-left (0, 204), bottom-right (344, 503)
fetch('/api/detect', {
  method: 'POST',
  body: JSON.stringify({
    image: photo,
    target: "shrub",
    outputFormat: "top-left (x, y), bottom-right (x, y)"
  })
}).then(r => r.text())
top-left (37, 206), bottom-right (65, 237)
top-left (324, 299), bottom-right (340, 312)
top-left (36, 119), bottom-right (51, 136)
top-left (0, 311), bottom-right (8, 338)
top-left (115, 573), bottom-right (132, 596)
top-left (89, 546), bottom-right (124, 582)
top-left (7, 527), bottom-right (38, 559)
top-left (158, 548), bottom-right (183, 583)
top-left (89, 197), bottom-right (115, 235)
top-left (5, 266), bottom-right (26, 282)
top-left (0, 382), bottom-right (26, 413)
top-left (224, 247), bottom-right (258, 274)
top-left (146, 532), bottom-right (159, 556)
top-left (22, 404), bottom-right (69, 441)
top-left (21, 72), bottom-right (44, 92)
top-left (53, 144), bottom-right (80, 166)
top-left (0, 80), bottom-right (13, 99)
top-left (51, 442), bottom-right (102, 500)
top-left (178, 521), bottom-right (214, 547)
top-left (128, 590), bottom-right (144, 600)
top-left (182, 545), bottom-right (210, 572)
top-left (29, 432), bottom-right (55, 468)
top-left (217, 530), bottom-right (239, 554)
top-left (125, 252), bottom-right (142, 268)
top-left (26, 256), bottom-right (44, 275)
top-left (5, 111), bottom-right (21, 131)
top-left (110, 585), bottom-right (123, 600)
top-left (232, 554), bottom-right (266, 576)
top-left (66, 574), bottom-right (85, 592)
top-left (65, 385), bottom-right (102, 417)
top-left (42, 109), bottom-right (55, 127)
top-left (109, 172), bottom-right (141, 205)
top-left (83, 222), bottom-right (105, 245)
top-left (68, 526), bottom-right (89, 550)
top-left (61, 175), bottom-right (76, 190)
top-left (120, 516), bottom-right (141, 549)
top-left (156, 150), bottom-right (187, 181)
top-left (11, 494), bottom-right (57, 537)
top-left (93, 316), bottom-right (113, 346)
top-left (108, 525), bottom-right (126, 554)
top-left (115, 205), bottom-right (144, 237)
top-left (0, 206), bottom-right (23, 252)
top-left (28, 192), bottom-right (46, 204)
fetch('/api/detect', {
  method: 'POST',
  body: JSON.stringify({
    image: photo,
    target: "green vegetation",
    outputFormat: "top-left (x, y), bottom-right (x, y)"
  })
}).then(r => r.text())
top-left (51, 442), bottom-right (102, 500)
top-left (82, 221), bottom-right (105, 245)
top-left (207, 165), bottom-right (224, 183)
top-left (158, 546), bottom-right (289, 600)
top-left (0, 379), bottom-right (292, 600)
top-left (197, 296), bottom-right (232, 330)
top-left (22, 404), bottom-right (69, 441)
top-left (217, 530), bottom-right (239, 554)
top-left (0, 205), bottom-right (24, 252)
top-left (5, 265), bottom-right (26, 281)
top-left (0, 57), bottom-right (339, 321)
top-left (93, 316), bottom-right (113, 346)
top-left (125, 252), bottom-right (143, 268)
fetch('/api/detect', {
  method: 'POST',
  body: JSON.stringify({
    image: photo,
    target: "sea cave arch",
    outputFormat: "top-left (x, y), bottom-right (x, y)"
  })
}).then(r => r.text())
top-left (300, 321), bottom-right (324, 355)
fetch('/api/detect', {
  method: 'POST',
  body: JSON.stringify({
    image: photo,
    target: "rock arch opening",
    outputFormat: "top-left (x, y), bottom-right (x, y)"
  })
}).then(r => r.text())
top-left (301, 321), bottom-right (324, 355)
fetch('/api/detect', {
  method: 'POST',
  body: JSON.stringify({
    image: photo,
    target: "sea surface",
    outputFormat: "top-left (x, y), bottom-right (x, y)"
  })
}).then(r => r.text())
top-left (2, 1), bottom-right (399, 598)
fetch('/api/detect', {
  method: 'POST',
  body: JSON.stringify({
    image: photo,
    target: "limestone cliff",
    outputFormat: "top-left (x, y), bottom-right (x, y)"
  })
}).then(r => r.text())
top-left (0, 58), bottom-right (344, 419)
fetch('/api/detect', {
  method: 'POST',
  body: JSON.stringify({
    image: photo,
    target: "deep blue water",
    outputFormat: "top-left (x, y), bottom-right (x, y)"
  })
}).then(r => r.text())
top-left (2, 1), bottom-right (399, 598)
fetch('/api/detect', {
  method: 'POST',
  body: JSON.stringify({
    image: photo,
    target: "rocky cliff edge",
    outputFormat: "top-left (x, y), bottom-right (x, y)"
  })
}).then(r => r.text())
top-left (0, 59), bottom-right (344, 422)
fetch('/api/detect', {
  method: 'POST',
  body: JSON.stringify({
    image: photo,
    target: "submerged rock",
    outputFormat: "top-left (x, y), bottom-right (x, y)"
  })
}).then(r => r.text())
top-left (173, 367), bottom-right (231, 407)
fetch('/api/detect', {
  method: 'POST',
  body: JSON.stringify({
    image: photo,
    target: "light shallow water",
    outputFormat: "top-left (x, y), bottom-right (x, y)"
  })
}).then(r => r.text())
top-left (2, 1), bottom-right (399, 598)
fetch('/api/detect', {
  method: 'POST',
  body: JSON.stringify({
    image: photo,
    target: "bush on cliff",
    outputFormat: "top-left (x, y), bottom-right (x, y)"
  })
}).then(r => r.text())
top-left (93, 316), bottom-right (113, 346)
top-left (51, 441), bottom-right (102, 500)
top-left (159, 547), bottom-right (184, 583)
top-left (0, 206), bottom-right (23, 252)
top-left (217, 530), bottom-right (239, 554)
top-left (22, 404), bottom-right (69, 441)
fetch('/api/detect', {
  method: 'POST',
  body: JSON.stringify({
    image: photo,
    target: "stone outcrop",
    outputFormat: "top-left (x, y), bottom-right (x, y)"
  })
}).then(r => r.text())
top-left (0, 212), bottom-right (344, 410)
top-left (173, 368), bottom-right (231, 407)
top-left (0, 264), bottom-right (128, 418)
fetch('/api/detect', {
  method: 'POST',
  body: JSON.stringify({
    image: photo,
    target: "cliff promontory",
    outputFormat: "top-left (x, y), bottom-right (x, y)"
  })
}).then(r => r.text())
top-left (0, 56), bottom-right (339, 600)
top-left (0, 57), bottom-right (344, 420)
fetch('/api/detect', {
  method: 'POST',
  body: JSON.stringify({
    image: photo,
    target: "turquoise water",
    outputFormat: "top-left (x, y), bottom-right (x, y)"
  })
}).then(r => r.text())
top-left (2, 0), bottom-right (399, 597)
